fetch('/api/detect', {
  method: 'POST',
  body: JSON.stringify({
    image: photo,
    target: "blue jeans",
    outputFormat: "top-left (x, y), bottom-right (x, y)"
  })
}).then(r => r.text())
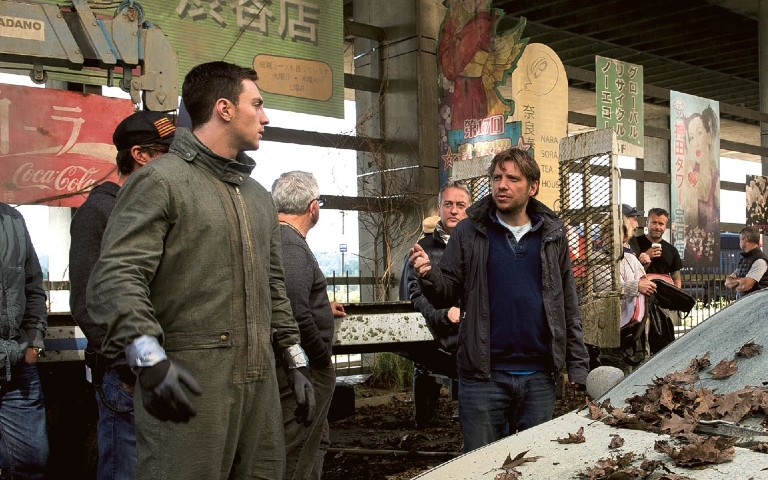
top-left (458, 371), bottom-right (555, 453)
top-left (95, 367), bottom-right (136, 480)
top-left (0, 362), bottom-right (48, 480)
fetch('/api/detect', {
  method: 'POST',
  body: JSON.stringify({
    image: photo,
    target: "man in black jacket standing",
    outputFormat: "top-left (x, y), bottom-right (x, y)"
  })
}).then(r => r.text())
top-left (68, 111), bottom-right (175, 480)
top-left (409, 148), bottom-right (589, 452)
top-left (401, 180), bottom-right (471, 428)
top-left (0, 202), bottom-right (48, 479)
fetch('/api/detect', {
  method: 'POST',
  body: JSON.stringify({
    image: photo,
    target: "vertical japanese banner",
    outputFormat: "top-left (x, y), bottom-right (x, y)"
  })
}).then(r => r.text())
top-left (437, 0), bottom-right (528, 185)
top-left (33, 0), bottom-right (344, 119)
top-left (595, 56), bottom-right (643, 158)
top-left (670, 91), bottom-right (720, 267)
top-left (746, 175), bottom-right (768, 234)
top-left (0, 83), bottom-right (135, 207)
top-left (505, 43), bottom-right (568, 209)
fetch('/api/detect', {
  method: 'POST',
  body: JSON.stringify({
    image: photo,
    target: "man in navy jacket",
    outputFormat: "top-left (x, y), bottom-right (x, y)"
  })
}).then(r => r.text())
top-left (409, 148), bottom-right (590, 452)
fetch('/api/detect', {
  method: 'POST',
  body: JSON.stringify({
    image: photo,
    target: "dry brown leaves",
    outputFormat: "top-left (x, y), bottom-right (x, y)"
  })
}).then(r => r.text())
top-left (654, 436), bottom-right (738, 468)
top-left (608, 434), bottom-right (624, 449)
top-left (493, 450), bottom-right (541, 479)
top-left (579, 341), bottom-right (768, 475)
top-left (555, 426), bottom-right (585, 444)
top-left (736, 341), bottom-right (763, 359)
top-left (578, 452), bottom-right (677, 479)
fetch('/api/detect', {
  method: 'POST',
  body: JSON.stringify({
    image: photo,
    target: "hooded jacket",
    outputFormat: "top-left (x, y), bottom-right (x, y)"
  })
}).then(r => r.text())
top-left (420, 195), bottom-right (590, 385)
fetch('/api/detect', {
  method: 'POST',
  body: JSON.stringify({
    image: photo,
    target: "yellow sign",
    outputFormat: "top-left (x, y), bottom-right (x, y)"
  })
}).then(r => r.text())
top-left (254, 55), bottom-right (332, 102)
top-left (506, 43), bottom-right (568, 210)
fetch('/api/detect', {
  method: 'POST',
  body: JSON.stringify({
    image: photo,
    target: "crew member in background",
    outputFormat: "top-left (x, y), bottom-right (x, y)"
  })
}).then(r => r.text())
top-left (87, 61), bottom-right (314, 480)
top-left (725, 225), bottom-right (768, 300)
top-left (272, 171), bottom-right (346, 480)
top-left (401, 180), bottom-right (471, 429)
top-left (0, 202), bottom-right (48, 480)
top-left (632, 207), bottom-right (682, 288)
top-left (69, 111), bottom-right (175, 480)
top-left (409, 148), bottom-right (590, 452)
top-left (623, 204), bottom-right (643, 251)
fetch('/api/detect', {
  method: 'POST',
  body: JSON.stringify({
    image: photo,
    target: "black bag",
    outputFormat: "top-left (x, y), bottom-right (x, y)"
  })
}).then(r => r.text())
top-left (650, 278), bottom-right (696, 313)
top-left (647, 295), bottom-right (675, 354)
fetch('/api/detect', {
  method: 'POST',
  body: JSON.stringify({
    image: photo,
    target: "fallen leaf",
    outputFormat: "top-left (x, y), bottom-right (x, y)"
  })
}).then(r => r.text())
top-left (501, 450), bottom-right (541, 470)
top-left (660, 413), bottom-right (697, 434)
top-left (688, 351), bottom-right (711, 371)
top-left (493, 473), bottom-right (520, 480)
top-left (588, 400), bottom-right (602, 420)
top-left (750, 443), bottom-right (768, 453)
top-left (608, 434), bottom-right (624, 449)
top-left (655, 435), bottom-right (737, 468)
top-left (709, 358), bottom-right (738, 379)
top-left (736, 341), bottom-right (763, 358)
top-left (555, 426), bottom-right (585, 444)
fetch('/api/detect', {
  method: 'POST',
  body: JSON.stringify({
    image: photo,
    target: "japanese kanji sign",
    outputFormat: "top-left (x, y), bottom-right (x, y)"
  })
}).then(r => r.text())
top-left (0, 83), bottom-right (135, 207)
top-left (34, 0), bottom-right (344, 119)
top-left (595, 56), bottom-right (643, 157)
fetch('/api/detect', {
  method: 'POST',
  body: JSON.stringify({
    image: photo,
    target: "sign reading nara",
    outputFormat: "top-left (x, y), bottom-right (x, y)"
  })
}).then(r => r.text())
top-left (0, 83), bottom-right (135, 207)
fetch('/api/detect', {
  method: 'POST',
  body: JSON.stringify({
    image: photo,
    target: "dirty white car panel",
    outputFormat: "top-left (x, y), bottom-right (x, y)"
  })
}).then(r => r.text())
top-left (413, 289), bottom-right (768, 479)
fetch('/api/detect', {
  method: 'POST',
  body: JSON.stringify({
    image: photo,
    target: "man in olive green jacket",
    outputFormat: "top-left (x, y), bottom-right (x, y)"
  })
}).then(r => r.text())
top-left (87, 62), bottom-right (315, 480)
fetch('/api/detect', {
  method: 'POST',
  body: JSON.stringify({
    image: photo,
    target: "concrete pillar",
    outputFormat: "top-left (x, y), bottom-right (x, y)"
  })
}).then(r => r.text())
top-left (761, 0), bottom-right (768, 176)
top-left (641, 115), bottom-right (673, 240)
top-left (353, 0), bottom-right (442, 301)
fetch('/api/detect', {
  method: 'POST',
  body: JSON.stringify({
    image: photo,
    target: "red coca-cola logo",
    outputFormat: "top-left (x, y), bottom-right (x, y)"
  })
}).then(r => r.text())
top-left (11, 162), bottom-right (101, 193)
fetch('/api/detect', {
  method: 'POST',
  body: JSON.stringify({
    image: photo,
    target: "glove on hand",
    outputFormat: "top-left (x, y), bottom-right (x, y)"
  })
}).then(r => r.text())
top-left (287, 366), bottom-right (316, 427)
top-left (138, 359), bottom-right (203, 423)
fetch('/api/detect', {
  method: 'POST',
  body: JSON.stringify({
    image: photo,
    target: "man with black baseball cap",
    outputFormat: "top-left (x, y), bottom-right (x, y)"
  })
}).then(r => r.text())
top-left (69, 110), bottom-right (175, 480)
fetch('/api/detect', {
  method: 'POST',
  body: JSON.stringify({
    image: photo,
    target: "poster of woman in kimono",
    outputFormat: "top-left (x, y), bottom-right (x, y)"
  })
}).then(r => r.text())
top-left (670, 92), bottom-right (721, 267)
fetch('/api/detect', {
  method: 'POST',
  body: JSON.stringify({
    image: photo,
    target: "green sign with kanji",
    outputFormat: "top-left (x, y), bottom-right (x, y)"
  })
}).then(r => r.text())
top-left (595, 56), bottom-right (643, 156)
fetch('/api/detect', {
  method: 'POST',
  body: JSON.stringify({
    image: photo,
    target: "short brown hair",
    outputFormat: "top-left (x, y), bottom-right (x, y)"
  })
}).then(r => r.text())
top-left (487, 148), bottom-right (541, 197)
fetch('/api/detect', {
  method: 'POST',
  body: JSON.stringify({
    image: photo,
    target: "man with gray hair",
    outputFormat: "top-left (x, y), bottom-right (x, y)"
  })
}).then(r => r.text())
top-left (400, 180), bottom-right (471, 428)
top-left (272, 171), bottom-right (346, 480)
top-left (725, 225), bottom-right (768, 300)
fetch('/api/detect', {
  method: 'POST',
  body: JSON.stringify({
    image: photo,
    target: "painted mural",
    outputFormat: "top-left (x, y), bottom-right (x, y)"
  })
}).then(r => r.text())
top-left (437, 1), bottom-right (569, 209)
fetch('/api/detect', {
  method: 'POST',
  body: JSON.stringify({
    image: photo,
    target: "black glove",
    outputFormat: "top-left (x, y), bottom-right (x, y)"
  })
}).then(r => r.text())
top-left (286, 366), bottom-right (316, 427)
top-left (138, 359), bottom-right (202, 423)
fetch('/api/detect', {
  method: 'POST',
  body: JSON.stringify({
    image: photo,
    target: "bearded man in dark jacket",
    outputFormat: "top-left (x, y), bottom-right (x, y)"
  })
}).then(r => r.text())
top-left (409, 148), bottom-right (590, 452)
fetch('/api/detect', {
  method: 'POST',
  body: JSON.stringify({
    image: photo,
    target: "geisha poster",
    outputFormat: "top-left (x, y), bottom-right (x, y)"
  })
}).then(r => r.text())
top-left (670, 91), bottom-right (721, 267)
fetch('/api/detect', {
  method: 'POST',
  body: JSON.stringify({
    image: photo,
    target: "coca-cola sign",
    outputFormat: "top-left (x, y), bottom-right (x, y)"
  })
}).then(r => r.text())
top-left (0, 83), bottom-right (135, 207)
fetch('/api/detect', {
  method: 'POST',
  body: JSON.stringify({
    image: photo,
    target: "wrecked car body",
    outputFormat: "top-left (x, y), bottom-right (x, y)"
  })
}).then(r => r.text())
top-left (413, 289), bottom-right (768, 479)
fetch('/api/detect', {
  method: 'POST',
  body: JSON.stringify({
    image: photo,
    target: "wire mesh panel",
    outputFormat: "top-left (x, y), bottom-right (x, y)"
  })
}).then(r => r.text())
top-left (559, 130), bottom-right (622, 348)
top-left (452, 154), bottom-right (491, 202)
